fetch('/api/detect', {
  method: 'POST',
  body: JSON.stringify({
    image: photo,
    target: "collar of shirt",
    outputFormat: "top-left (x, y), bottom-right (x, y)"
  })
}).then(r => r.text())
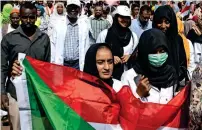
top-left (91, 16), bottom-right (105, 21)
top-left (13, 25), bottom-right (43, 40)
top-left (66, 17), bottom-right (78, 27)
top-left (137, 17), bottom-right (149, 29)
top-left (131, 14), bottom-right (139, 20)
top-left (8, 24), bottom-right (15, 30)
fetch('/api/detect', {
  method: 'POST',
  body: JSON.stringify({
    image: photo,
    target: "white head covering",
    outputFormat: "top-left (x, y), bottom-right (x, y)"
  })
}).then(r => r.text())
top-left (112, 5), bottom-right (130, 17)
top-left (48, 2), bottom-right (67, 37)
top-left (66, 0), bottom-right (81, 7)
top-left (52, 2), bottom-right (66, 17)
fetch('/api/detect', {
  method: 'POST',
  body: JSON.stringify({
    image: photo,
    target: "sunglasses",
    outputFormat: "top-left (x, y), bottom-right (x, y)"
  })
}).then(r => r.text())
top-left (21, 16), bottom-right (36, 20)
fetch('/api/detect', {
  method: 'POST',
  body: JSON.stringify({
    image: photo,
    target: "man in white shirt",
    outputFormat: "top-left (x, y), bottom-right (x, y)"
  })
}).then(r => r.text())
top-left (131, 5), bottom-right (152, 38)
top-left (50, 0), bottom-right (92, 71)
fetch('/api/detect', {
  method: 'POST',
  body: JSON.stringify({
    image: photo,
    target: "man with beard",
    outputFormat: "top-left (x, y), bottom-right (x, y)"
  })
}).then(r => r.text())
top-left (131, 5), bottom-right (152, 38)
top-left (89, 4), bottom-right (110, 42)
top-left (1, 2), bottom-right (50, 130)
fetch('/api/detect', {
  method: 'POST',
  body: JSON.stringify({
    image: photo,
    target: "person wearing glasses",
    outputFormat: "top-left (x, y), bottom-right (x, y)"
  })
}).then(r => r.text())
top-left (50, 0), bottom-right (92, 71)
top-left (131, 5), bottom-right (152, 39)
top-left (1, 2), bottom-right (50, 130)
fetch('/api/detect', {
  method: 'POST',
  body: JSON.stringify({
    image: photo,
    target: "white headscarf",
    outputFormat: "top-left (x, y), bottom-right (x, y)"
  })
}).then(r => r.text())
top-left (51, 2), bottom-right (66, 19)
top-left (48, 2), bottom-right (67, 37)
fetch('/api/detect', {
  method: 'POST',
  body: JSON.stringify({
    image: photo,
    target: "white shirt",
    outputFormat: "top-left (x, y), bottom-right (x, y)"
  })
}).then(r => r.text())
top-left (96, 29), bottom-right (139, 72)
top-left (194, 42), bottom-right (202, 64)
top-left (187, 40), bottom-right (196, 78)
top-left (106, 15), bottom-right (113, 25)
top-left (48, 14), bottom-right (66, 37)
top-left (112, 78), bottom-right (123, 93)
top-left (50, 17), bottom-right (91, 71)
top-left (131, 18), bottom-right (152, 39)
top-left (121, 69), bottom-right (174, 104)
top-left (7, 24), bottom-right (15, 34)
top-left (96, 29), bottom-right (139, 55)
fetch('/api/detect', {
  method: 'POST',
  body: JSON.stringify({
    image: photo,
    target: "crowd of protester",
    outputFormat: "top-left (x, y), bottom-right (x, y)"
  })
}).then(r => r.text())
top-left (1, 0), bottom-right (202, 130)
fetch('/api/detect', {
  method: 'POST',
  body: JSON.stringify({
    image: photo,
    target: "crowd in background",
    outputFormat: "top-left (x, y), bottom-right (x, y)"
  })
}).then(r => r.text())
top-left (1, 0), bottom-right (202, 130)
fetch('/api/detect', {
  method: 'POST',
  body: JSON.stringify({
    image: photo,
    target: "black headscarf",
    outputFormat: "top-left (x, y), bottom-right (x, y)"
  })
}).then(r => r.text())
top-left (152, 5), bottom-right (187, 82)
top-left (133, 28), bottom-right (177, 89)
top-left (105, 14), bottom-right (132, 80)
top-left (83, 43), bottom-right (114, 87)
top-left (105, 14), bottom-right (132, 57)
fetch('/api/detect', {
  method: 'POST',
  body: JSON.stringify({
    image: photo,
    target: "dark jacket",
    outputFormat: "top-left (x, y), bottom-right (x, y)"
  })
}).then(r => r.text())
top-left (1, 25), bottom-right (50, 99)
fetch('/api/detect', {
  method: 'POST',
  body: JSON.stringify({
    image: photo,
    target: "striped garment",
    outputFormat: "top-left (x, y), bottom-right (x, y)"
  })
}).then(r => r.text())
top-left (64, 20), bottom-right (79, 61)
top-left (89, 17), bottom-right (110, 40)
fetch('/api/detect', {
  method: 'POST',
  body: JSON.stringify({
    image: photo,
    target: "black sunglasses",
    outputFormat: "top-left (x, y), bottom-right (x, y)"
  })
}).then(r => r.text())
top-left (21, 16), bottom-right (36, 20)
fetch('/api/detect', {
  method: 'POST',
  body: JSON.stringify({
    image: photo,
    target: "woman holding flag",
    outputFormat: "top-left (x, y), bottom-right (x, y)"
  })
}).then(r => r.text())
top-left (84, 43), bottom-right (123, 93)
top-left (121, 28), bottom-right (178, 104)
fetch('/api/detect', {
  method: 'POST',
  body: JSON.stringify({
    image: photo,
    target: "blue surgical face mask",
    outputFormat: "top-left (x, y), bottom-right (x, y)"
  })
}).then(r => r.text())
top-left (148, 52), bottom-right (168, 67)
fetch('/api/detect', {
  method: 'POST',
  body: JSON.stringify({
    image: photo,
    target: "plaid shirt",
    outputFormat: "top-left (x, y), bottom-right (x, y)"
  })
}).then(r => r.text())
top-left (89, 17), bottom-right (110, 40)
top-left (64, 19), bottom-right (79, 61)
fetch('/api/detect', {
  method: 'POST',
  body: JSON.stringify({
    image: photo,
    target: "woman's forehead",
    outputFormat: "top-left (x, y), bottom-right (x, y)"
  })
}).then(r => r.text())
top-left (57, 4), bottom-right (63, 7)
top-left (96, 47), bottom-right (112, 57)
top-left (97, 47), bottom-right (111, 53)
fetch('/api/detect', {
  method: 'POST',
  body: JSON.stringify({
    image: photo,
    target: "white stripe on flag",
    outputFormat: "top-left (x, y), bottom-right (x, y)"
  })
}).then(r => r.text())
top-left (158, 126), bottom-right (187, 130)
top-left (181, 10), bottom-right (189, 18)
top-left (88, 122), bottom-right (122, 130)
top-left (88, 123), bottom-right (187, 130)
top-left (12, 53), bottom-right (33, 130)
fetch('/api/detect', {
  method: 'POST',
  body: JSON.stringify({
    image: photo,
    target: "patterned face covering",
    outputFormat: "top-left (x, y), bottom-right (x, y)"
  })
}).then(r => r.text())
top-left (189, 64), bottom-right (202, 130)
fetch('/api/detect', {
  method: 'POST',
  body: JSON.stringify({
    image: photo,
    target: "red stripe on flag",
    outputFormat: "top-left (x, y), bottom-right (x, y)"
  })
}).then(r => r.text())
top-left (25, 56), bottom-right (190, 129)
top-left (26, 56), bottom-right (120, 124)
top-left (117, 85), bottom-right (190, 130)
top-left (181, 6), bottom-right (190, 13)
